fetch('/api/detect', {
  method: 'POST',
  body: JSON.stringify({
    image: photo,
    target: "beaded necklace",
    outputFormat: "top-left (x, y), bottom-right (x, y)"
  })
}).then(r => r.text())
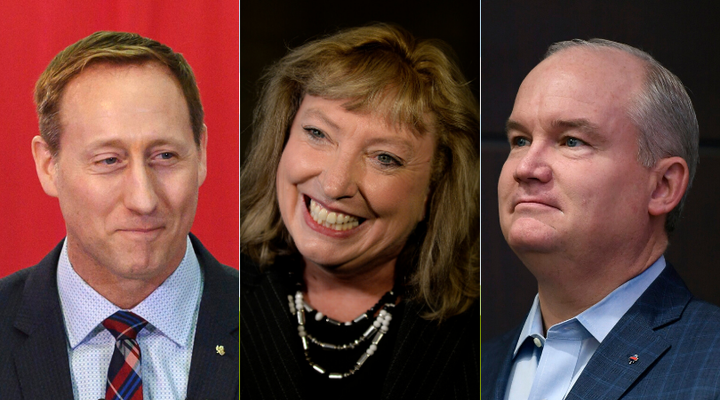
top-left (287, 286), bottom-right (398, 379)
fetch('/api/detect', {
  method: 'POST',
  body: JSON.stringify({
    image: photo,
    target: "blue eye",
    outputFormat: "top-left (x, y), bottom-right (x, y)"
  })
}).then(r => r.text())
top-left (159, 152), bottom-right (174, 159)
top-left (511, 137), bottom-right (530, 147)
top-left (565, 137), bottom-right (584, 147)
top-left (102, 157), bottom-right (118, 165)
top-left (304, 127), bottom-right (326, 140)
top-left (377, 153), bottom-right (401, 166)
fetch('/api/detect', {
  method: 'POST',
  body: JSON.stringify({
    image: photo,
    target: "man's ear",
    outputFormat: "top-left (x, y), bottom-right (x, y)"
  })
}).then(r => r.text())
top-left (648, 156), bottom-right (689, 217)
top-left (197, 124), bottom-right (208, 187)
top-left (31, 135), bottom-right (59, 198)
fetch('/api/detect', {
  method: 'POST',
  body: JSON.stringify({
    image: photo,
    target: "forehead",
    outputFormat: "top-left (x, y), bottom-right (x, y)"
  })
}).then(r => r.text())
top-left (58, 62), bottom-right (191, 147)
top-left (511, 47), bottom-right (646, 132)
top-left (61, 62), bottom-right (186, 114)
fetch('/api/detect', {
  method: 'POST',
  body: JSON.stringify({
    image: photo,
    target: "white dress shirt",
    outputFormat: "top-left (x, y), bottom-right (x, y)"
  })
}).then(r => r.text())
top-left (505, 256), bottom-right (666, 400)
top-left (57, 236), bottom-right (204, 399)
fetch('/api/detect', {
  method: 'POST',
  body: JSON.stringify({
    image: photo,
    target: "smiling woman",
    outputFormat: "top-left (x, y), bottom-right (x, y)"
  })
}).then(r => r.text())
top-left (240, 23), bottom-right (479, 399)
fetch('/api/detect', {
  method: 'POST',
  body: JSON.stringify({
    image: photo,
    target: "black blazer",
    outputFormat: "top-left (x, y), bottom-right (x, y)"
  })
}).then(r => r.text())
top-left (482, 264), bottom-right (720, 399)
top-left (0, 233), bottom-right (239, 400)
top-left (240, 256), bottom-right (479, 400)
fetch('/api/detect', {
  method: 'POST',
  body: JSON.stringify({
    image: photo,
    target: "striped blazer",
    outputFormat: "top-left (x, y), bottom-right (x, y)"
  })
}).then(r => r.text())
top-left (241, 256), bottom-right (479, 399)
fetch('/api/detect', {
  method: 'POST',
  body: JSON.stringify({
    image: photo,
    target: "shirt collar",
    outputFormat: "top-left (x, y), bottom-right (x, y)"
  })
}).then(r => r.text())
top-left (513, 256), bottom-right (666, 358)
top-left (57, 236), bottom-right (203, 349)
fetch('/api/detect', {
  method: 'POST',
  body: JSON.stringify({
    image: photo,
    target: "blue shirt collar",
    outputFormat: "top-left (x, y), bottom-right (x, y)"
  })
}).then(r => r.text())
top-left (513, 256), bottom-right (666, 357)
top-left (57, 236), bottom-right (203, 349)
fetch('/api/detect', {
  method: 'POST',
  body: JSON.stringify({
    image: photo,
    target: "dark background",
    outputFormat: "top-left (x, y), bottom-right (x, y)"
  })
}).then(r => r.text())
top-left (482, 1), bottom-right (720, 342)
top-left (240, 0), bottom-right (480, 162)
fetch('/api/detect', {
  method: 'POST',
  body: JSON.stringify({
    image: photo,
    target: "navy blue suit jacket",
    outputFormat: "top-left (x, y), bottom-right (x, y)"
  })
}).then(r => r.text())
top-left (0, 233), bottom-right (239, 400)
top-left (483, 264), bottom-right (720, 399)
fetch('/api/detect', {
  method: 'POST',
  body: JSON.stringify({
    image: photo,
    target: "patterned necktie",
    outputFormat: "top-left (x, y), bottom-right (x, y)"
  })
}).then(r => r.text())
top-left (103, 311), bottom-right (148, 400)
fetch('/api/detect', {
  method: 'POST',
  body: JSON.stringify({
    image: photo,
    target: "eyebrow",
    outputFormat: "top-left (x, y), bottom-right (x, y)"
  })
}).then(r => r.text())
top-left (505, 118), bottom-right (604, 140)
top-left (364, 136), bottom-right (415, 156)
top-left (505, 119), bottom-right (527, 136)
top-left (302, 108), bottom-right (341, 132)
top-left (84, 137), bottom-right (191, 153)
top-left (550, 118), bottom-right (602, 138)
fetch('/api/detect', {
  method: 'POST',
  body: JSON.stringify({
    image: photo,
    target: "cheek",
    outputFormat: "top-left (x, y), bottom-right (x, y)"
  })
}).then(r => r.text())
top-left (166, 179), bottom-right (199, 212)
top-left (497, 161), bottom-right (517, 218)
top-left (366, 172), bottom-right (429, 224)
top-left (571, 172), bottom-right (646, 225)
top-left (276, 140), bottom-right (323, 192)
top-left (275, 151), bottom-right (295, 205)
top-left (498, 156), bottom-right (518, 193)
top-left (275, 145), bottom-right (310, 219)
top-left (59, 173), bottom-right (113, 216)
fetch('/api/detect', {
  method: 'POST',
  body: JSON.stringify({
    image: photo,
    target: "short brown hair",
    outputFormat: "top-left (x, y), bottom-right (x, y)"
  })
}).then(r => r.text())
top-left (35, 31), bottom-right (204, 156)
top-left (241, 23), bottom-right (479, 322)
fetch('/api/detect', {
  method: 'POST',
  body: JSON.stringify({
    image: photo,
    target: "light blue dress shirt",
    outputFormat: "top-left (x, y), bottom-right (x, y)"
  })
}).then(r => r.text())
top-left (57, 236), bottom-right (204, 400)
top-left (505, 256), bottom-right (666, 400)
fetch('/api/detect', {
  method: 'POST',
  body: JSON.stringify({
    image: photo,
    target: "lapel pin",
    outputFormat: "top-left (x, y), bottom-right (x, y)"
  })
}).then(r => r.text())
top-left (216, 345), bottom-right (225, 356)
top-left (628, 354), bottom-right (639, 365)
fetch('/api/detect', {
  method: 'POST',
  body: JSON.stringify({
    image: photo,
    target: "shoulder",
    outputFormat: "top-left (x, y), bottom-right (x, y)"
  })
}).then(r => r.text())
top-left (482, 323), bottom-right (521, 365)
top-left (240, 253), bottom-right (264, 292)
top-left (0, 241), bottom-right (63, 320)
top-left (481, 321), bottom-right (521, 395)
top-left (0, 268), bottom-right (33, 320)
top-left (189, 233), bottom-right (238, 283)
top-left (240, 253), bottom-right (299, 296)
top-left (377, 299), bottom-right (480, 399)
top-left (665, 296), bottom-right (720, 338)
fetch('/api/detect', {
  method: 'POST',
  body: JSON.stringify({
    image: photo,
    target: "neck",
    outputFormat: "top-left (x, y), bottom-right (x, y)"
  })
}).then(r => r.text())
top-left (81, 277), bottom-right (164, 309)
top-left (302, 258), bottom-right (396, 322)
top-left (66, 242), bottom-right (179, 310)
top-left (526, 233), bottom-right (667, 333)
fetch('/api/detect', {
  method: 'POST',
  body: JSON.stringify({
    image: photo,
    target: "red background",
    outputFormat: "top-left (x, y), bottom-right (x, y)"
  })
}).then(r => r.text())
top-left (0, 0), bottom-right (239, 277)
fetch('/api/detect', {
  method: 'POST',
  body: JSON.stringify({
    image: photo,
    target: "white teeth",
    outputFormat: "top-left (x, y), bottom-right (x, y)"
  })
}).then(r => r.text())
top-left (309, 199), bottom-right (360, 231)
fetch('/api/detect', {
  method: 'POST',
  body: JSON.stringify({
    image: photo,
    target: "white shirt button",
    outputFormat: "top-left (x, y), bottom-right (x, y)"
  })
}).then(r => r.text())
top-left (533, 337), bottom-right (543, 348)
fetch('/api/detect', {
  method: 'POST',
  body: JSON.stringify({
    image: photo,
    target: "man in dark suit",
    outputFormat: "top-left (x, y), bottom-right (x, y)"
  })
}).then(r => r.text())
top-left (0, 32), bottom-right (238, 399)
top-left (483, 38), bottom-right (720, 399)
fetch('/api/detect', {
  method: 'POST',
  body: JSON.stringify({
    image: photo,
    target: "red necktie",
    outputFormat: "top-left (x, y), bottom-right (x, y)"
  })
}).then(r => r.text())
top-left (102, 311), bottom-right (148, 400)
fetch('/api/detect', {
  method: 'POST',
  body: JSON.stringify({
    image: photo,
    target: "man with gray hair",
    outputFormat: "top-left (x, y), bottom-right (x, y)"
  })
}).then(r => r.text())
top-left (482, 38), bottom-right (720, 399)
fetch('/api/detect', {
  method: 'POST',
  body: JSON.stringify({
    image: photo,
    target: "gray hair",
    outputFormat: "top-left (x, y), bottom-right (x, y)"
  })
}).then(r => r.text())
top-left (545, 39), bottom-right (699, 233)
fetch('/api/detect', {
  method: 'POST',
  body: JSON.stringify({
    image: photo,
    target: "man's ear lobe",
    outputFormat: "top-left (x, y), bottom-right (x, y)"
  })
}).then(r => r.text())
top-left (31, 136), bottom-right (59, 198)
top-left (648, 156), bottom-right (689, 217)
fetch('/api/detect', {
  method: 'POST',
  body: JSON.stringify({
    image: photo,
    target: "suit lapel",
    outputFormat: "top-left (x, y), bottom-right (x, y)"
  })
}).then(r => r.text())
top-left (186, 235), bottom-right (239, 399)
top-left (13, 241), bottom-right (75, 400)
top-left (567, 264), bottom-right (690, 400)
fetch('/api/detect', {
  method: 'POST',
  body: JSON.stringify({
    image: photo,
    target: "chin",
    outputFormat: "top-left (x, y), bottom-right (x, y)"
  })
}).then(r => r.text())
top-left (108, 251), bottom-right (168, 278)
top-left (504, 219), bottom-right (560, 254)
top-left (296, 247), bottom-right (347, 269)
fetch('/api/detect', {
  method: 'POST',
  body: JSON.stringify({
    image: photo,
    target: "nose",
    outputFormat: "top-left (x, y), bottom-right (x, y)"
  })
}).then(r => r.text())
top-left (123, 160), bottom-right (159, 214)
top-left (318, 152), bottom-right (359, 200)
top-left (513, 141), bottom-right (552, 184)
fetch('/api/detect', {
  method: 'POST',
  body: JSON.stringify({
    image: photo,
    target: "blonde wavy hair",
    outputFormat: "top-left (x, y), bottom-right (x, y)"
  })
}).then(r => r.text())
top-left (241, 23), bottom-right (479, 322)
